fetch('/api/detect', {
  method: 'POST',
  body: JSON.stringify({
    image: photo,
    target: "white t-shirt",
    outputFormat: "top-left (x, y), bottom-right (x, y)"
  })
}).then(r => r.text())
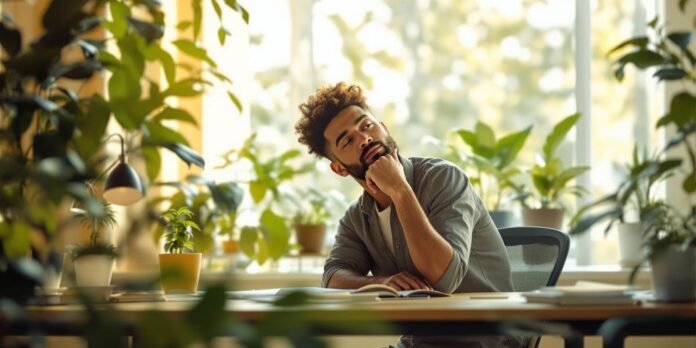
top-left (376, 204), bottom-right (394, 256)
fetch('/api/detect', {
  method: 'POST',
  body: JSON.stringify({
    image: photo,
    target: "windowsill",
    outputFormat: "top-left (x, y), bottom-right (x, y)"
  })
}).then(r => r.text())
top-left (112, 263), bottom-right (652, 290)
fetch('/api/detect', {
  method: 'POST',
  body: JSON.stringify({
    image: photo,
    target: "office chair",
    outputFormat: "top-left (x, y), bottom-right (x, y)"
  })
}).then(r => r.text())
top-left (499, 226), bottom-right (570, 292)
top-left (498, 226), bottom-right (572, 348)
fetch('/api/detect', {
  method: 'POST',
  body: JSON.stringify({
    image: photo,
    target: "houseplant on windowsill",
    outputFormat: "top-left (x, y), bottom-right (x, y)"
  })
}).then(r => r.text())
top-left (290, 188), bottom-right (347, 255)
top-left (446, 121), bottom-right (532, 228)
top-left (159, 207), bottom-right (202, 294)
top-left (149, 175), bottom-right (244, 254)
top-left (218, 133), bottom-right (314, 265)
top-left (570, 4), bottom-right (695, 302)
top-left (571, 147), bottom-right (678, 267)
top-left (71, 199), bottom-right (118, 287)
top-left (515, 113), bottom-right (590, 230)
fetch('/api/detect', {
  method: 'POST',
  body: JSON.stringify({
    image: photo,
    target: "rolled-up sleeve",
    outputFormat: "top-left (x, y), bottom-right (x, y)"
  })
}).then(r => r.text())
top-left (322, 214), bottom-right (371, 288)
top-left (424, 166), bottom-right (479, 293)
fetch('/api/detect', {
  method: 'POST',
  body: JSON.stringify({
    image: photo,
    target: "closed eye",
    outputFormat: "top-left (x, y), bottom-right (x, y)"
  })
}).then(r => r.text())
top-left (342, 137), bottom-right (352, 148)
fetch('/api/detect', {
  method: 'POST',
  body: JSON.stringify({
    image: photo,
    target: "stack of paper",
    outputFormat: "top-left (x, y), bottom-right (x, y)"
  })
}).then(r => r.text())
top-left (523, 281), bottom-right (638, 306)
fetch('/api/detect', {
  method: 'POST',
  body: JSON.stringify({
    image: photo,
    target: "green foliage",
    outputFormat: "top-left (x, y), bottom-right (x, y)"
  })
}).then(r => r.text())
top-left (448, 121), bottom-right (532, 210)
top-left (217, 133), bottom-right (314, 264)
top-left (0, 0), bottom-right (246, 266)
top-left (571, 5), bottom-right (696, 281)
top-left (162, 207), bottom-right (201, 254)
top-left (72, 199), bottom-right (119, 259)
top-left (291, 188), bottom-right (347, 226)
top-left (516, 113), bottom-right (590, 210)
top-left (149, 175), bottom-right (243, 252)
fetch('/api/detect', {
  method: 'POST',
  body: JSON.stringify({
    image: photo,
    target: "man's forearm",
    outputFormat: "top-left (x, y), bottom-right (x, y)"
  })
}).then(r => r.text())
top-left (392, 186), bottom-right (454, 285)
top-left (326, 269), bottom-right (384, 289)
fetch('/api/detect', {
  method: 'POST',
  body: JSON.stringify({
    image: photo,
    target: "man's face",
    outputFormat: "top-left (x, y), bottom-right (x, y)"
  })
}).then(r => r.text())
top-left (323, 105), bottom-right (397, 180)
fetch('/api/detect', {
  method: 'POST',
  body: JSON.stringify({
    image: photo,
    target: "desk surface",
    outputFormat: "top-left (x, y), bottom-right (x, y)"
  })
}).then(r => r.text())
top-left (22, 292), bottom-right (696, 323)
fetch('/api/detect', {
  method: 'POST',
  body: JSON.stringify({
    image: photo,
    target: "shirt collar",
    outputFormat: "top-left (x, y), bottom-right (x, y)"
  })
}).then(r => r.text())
top-left (359, 154), bottom-right (414, 215)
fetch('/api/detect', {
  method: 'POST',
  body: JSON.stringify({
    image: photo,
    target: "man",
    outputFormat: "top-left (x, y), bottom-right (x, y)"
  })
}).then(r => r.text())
top-left (295, 82), bottom-right (523, 348)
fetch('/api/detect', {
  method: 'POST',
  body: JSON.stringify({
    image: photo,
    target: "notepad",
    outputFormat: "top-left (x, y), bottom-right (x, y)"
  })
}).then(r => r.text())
top-left (351, 284), bottom-right (451, 298)
top-left (523, 281), bottom-right (638, 306)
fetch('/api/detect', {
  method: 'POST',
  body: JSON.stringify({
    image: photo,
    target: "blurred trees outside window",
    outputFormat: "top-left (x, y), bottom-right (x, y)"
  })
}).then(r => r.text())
top-left (240, 0), bottom-right (660, 265)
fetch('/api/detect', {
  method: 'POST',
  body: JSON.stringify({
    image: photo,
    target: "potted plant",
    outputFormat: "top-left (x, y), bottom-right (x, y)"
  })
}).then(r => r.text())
top-left (515, 113), bottom-right (590, 230)
top-left (219, 133), bottom-right (314, 265)
top-left (291, 188), bottom-right (347, 254)
top-left (149, 175), bottom-right (244, 254)
top-left (71, 199), bottom-right (118, 288)
top-left (571, 147), bottom-right (678, 267)
top-left (158, 207), bottom-right (202, 294)
top-left (447, 121), bottom-right (532, 228)
top-left (571, 5), bottom-right (696, 302)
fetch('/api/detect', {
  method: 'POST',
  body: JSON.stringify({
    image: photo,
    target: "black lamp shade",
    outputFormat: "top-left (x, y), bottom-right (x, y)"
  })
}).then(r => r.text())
top-left (102, 161), bottom-right (145, 205)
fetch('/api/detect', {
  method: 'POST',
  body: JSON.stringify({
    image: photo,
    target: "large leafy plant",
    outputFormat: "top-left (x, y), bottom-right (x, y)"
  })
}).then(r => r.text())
top-left (516, 113), bottom-right (590, 210)
top-left (0, 0), bottom-right (247, 302)
top-left (448, 121), bottom-right (531, 211)
top-left (570, 3), bottom-right (696, 278)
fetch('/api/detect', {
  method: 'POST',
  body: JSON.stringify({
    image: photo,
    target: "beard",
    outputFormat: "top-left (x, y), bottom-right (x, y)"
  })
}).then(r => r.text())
top-left (340, 136), bottom-right (398, 181)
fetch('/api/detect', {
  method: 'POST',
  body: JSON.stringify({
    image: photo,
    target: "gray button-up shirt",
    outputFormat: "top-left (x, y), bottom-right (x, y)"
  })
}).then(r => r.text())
top-left (322, 156), bottom-right (514, 294)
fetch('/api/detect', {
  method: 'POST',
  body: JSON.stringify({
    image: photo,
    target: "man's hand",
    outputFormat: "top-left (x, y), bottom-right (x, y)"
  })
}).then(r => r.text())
top-left (377, 271), bottom-right (432, 291)
top-left (365, 148), bottom-right (408, 197)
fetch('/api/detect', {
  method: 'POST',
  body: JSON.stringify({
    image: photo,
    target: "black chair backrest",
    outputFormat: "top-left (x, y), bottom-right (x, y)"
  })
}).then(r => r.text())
top-left (498, 226), bottom-right (570, 292)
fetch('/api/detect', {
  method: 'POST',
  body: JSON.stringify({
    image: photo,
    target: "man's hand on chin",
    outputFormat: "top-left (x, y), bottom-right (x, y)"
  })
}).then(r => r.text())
top-left (365, 149), bottom-right (407, 196)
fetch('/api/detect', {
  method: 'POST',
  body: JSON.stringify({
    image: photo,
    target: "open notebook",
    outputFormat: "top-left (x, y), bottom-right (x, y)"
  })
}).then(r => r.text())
top-left (351, 284), bottom-right (450, 298)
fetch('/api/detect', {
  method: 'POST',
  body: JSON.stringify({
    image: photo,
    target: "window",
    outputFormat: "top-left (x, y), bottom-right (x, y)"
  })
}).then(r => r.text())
top-left (228, 0), bottom-right (660, 266)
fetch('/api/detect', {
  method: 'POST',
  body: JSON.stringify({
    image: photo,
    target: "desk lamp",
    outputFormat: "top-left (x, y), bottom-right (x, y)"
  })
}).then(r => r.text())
top-left (101, 133), bottom-right (145, 205)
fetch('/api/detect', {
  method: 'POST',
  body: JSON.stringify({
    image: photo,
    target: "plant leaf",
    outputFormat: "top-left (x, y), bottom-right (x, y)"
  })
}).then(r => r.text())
top-left (542, 113), bottom-right (581, 160)
top-left (161, 143), bottom-right (205, 169)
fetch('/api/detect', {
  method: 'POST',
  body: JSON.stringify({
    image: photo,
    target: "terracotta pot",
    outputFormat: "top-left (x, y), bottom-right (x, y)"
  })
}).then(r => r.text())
top-left (521, 208), bottom-right (564, 230)
top-left (222, 240), bottom-right (240, 254)
top-left (295, 224), bottom-right (326, 254)
top-left (158, 253), bottom-right (202, 293)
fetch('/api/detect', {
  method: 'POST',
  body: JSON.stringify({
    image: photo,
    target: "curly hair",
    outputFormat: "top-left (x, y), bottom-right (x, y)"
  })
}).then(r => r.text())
top-left (295, 82), bottom-right (369, 159)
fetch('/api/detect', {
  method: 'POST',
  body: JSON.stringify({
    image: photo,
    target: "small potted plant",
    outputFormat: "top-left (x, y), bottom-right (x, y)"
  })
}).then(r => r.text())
top-left (446, 121), bottom-right (532, 228)
top-left (158, 207), bottom-right (202, 294)
top-left (291, 188), bottom-right (346, 254)
top-left (72, 200), bottom-right (118, 288)
top-left (515, 113), bottom-right (590, 230)
top-left (571, 147), bottom-right (677, 267)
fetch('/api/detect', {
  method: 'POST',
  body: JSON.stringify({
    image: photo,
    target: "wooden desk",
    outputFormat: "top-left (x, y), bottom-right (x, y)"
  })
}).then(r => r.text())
top-left (13, 293), bottom-right (696, 347)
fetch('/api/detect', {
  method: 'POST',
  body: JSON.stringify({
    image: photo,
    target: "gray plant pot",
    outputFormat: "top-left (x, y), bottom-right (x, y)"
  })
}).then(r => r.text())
top-left (520, 208), bottom-right (564, 264)
top-left (521, 208), bottom-right (564, 230)
top-left (489, 210), bottom-right (517, 228)
top-left (651, 245), bottom-right (696, 302)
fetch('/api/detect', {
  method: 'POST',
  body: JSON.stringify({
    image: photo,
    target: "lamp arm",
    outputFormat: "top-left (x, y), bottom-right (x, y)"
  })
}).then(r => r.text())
top-left (92, 133), bottom-right (127, 181)
top-left (102, 133), bottom-right (126, 161)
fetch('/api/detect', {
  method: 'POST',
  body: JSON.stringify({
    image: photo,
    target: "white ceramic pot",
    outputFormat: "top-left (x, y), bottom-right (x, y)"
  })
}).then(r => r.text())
top-left (74, 255), bottom-right (115, 287)
top-left (616, 222), bottom-right (645, 267)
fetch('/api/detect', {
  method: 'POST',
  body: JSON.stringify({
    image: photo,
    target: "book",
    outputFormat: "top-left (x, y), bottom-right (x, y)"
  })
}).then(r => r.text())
top-left (351, 284), bottom-right (451, 298)
top-left (522, 281), bottom-right (638, 306)
top-left (110, 290), bottom-right (166, 303)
